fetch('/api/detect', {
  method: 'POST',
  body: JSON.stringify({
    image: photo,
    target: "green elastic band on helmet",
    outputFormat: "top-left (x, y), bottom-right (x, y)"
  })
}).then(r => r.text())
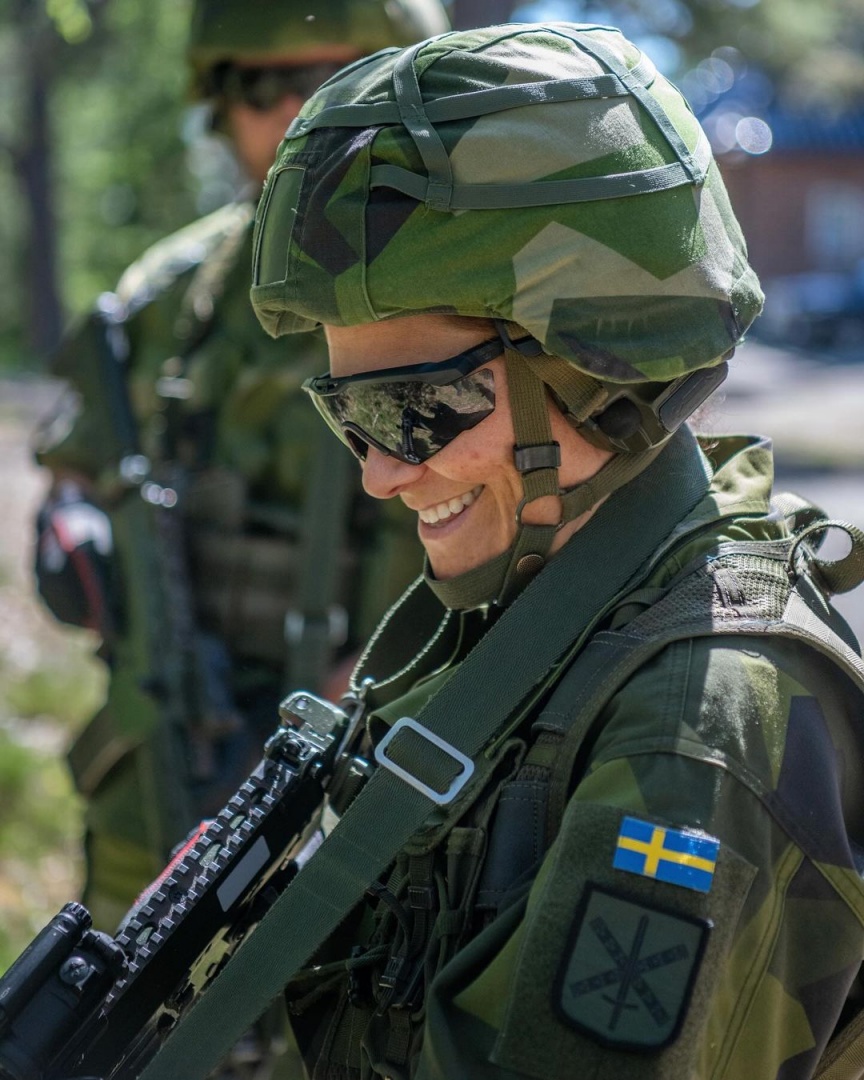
top-left (286, 50), bottom-right (657, 138)
top-left (368, 135), bottom-right (712, 209)
top-left (285, 26), bottom-right (704, 213)
top-left (392, 40), bottom-right (454, 210)
top-left (395, 22), bottom-right (706, 209)
top-left (546, 24), bottom-right (706, 185)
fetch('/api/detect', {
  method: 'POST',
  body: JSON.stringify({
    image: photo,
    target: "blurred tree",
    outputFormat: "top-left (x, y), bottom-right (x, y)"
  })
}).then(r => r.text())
top-left (1, 0), bottom-right (67, 362)
top-left (0, 0), bottom-right (200, 369)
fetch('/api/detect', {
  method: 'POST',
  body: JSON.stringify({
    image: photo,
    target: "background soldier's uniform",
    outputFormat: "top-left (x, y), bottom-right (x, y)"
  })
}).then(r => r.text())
top-left (283, 432), bottom-right (864, 1079)
top-left (34, 202), bottom-right (421, 931)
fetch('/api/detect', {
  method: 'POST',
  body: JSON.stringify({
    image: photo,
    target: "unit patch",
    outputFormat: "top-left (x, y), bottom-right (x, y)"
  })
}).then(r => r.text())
top-left (613, 816), bottom-right (719, 893)
top-left (555, 885), bottom-right (709, 1050)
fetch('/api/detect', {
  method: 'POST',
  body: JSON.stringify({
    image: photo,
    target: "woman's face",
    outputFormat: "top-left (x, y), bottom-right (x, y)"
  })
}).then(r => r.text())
top-left (324, 314), bottom-right (613, 581)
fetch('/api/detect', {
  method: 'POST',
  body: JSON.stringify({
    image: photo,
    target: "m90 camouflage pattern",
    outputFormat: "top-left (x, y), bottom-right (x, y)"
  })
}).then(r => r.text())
top-left (251, 23), bottom-right (763, 387)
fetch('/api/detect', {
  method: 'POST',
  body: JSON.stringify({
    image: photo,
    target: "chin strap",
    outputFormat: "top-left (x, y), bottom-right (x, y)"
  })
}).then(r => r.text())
top-left (426, 347), bottom-right (666, 611)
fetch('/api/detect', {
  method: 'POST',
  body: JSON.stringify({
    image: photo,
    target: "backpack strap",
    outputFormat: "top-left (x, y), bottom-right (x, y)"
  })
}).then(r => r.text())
top-left (815, 1008), bottom-right (864, 1080)
top-left (535, 538), bottom-right (864, 839)
top-left (523, 528), bottom-right (864, 1080)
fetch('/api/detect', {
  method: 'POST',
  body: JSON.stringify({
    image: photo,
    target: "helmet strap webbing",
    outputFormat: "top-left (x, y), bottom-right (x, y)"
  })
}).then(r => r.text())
top-left (425, 348), bottom-right (560, 610)
top-left (426, 351), bottom-right (668, 612)
top-left (496, 347), bottom-right (563, 602)
top-left (520, 349), bottom-right (609, 425)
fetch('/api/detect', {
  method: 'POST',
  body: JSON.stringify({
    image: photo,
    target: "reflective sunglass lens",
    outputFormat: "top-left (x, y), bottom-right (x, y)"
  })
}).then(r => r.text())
top-left (344, 430), bottom-right (370, 461)
top-left (303, 339), bottom-right (500, 466)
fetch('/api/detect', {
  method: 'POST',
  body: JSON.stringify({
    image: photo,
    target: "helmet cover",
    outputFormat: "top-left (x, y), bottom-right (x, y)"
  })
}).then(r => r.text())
top-left (251, 22), bottom-right (764, 386)
top-left (188, 0), bottom-right (451, 95)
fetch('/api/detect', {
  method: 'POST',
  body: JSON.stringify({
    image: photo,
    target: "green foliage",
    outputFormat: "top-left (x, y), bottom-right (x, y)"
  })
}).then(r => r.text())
top-left (0, 0), bottom-right (203, 370)
top-left (507, 0), bottom-right (864, 101)
top-left (5, 657), bottom-right (103, 726)
top-left (681, 0), bottom-right (864, 104)
top-left (46, 0), bottom-right (92, 43)
top-left (54, 0), bottom-right (199, 315)
top-left (0, 728), bottom-right (84, 972)
top-left (0, 596), bottom-right (105, 969)
top-left (0, 720), bottom-right (84, 971)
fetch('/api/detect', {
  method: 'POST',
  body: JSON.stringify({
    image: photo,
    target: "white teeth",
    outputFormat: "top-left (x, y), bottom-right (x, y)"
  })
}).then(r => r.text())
top-left (419, 486), bottom-right (483, 525)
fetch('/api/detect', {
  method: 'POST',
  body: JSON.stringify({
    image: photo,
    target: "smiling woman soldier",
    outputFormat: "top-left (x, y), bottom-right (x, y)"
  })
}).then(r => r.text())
top-left (248, 22), bottom-right (864, 1080)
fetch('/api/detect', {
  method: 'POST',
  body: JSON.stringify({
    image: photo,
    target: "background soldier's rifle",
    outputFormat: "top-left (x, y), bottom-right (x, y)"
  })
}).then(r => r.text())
top-left (0, 690), bottom-right (363, 1080)
top-left (66, 291), bottom-right (240, 862)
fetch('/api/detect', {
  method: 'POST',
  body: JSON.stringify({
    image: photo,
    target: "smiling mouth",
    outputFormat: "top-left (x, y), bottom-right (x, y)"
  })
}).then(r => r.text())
top-left (418, 486), bottom-right (484, 526)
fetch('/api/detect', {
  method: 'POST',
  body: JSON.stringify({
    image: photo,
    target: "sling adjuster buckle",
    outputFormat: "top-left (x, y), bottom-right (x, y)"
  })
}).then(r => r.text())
top-left (374, 717), bottom-right (475, 806)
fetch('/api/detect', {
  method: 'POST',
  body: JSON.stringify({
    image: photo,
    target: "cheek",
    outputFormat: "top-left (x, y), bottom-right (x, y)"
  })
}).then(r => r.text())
top-left (434, 433), bottom-right (511, 480)
top-left (461, 409), bottom-right (514, 465)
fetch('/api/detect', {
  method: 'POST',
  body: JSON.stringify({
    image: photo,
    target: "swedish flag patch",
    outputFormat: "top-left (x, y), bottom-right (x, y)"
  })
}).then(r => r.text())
top-left (613, 817), bottom-right (719, 893)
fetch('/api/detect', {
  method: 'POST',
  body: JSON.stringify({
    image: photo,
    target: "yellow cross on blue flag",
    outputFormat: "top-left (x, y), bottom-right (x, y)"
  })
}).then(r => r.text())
top-left (613, 817), bottom-right (719, 893)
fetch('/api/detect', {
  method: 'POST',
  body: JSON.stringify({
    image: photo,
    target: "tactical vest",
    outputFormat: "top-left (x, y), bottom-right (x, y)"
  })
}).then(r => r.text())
top-left (65, 206), bottom-right (360, 802)
top-left (291, 494), bottom-right (864, 1079)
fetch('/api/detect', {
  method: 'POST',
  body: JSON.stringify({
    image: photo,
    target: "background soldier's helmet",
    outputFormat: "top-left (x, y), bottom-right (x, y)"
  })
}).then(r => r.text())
top-left (188, 0), bottom-right (452, 98)
top-left (250, 22), bottom-right (764, 450)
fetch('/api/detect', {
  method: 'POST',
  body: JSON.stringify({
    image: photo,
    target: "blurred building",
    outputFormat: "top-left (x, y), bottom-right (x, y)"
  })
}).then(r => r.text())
top-left (718, 107), bottom-right (864, 280)
top-left (694, 59), bottom-right (864, 344)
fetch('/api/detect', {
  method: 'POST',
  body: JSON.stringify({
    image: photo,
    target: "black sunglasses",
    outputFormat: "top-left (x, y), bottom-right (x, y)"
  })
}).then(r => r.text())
top-left (210, 60), bottom-right (349, 111)
top-left (303, 338), bottom-right (504, 465)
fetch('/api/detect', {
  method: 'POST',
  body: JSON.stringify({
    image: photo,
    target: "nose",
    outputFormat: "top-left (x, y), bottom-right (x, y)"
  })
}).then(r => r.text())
top-left (361, 446), bottom-right (422, 500)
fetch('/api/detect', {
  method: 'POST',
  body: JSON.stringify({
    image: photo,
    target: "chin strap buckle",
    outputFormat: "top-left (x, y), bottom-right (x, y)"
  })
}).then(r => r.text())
top-left (514, 443), bottom-right (561, 473)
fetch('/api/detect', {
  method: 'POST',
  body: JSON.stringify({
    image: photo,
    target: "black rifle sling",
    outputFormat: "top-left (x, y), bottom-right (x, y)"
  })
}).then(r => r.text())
top-left (139, 428), bottom-right (712, 1080)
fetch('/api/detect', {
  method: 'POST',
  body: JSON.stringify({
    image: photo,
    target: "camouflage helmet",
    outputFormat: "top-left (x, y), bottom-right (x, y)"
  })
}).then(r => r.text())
top-left (251, 22), bottom-right (764, 606)
top-left (251, 22), bottom-right (763, 395)
top-left (188, 0), bottom-right (451, 98)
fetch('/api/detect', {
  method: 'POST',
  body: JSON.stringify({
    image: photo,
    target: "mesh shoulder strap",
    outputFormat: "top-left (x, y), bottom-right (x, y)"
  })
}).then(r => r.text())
top-left (537, 538), bottom-right (864, 844)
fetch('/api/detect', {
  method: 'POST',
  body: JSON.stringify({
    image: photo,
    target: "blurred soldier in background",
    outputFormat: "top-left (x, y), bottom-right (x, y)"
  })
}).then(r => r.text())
top-left (32, 0), bottom-right (449, 935)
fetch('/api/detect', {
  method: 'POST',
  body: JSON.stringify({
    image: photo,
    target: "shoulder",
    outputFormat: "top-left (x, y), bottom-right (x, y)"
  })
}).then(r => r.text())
top-left (115, 201), bottom-right (255, 315)
top-left (589, 634), bottom-right (864, 862)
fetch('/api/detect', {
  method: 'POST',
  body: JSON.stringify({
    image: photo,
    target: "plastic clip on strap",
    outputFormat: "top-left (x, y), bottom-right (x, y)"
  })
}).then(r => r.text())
top-left (139, 428), bottom-right (712, 1080)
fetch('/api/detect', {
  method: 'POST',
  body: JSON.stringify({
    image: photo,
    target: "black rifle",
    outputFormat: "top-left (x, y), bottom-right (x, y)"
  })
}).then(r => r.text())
top-left (63, 291), bottom-right (243, 856)
top-left (0, 688), bottom-right (367, 1080)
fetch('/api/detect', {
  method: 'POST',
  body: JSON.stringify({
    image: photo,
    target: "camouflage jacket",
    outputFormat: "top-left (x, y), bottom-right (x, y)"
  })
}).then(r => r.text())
top-left (285, 431), bottom-right (864, 1080)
